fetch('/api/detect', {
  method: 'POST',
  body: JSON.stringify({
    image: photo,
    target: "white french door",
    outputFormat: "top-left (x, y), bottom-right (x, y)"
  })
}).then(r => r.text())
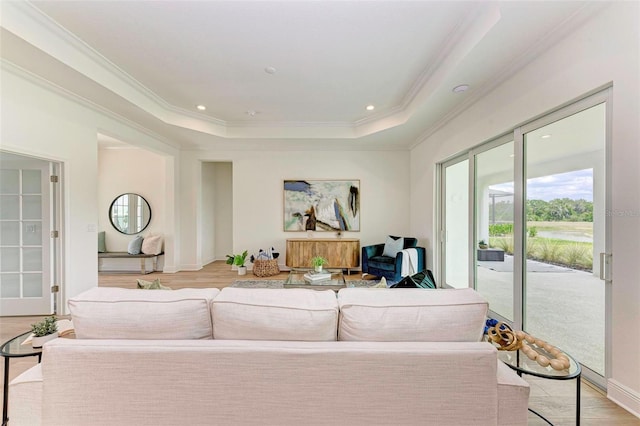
top-left (0, 152), bottom-right (58, 316)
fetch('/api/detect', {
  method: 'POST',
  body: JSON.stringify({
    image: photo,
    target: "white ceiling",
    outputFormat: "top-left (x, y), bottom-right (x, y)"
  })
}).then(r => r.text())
top-left (1, 1), bottom-right (603, 150)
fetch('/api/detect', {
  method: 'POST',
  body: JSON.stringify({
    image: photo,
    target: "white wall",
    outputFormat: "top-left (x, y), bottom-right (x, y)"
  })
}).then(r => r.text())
top-left (200, 161), bottom-right (233, 265)
top-left (181, 150), bottom-right (411, 271)
top-left (200, 163), bottom-right (216, 264)
top-left (1, 65), bottom-right (180, 310)
top-left (410, 2), bottom-right (640, 414)
top-left (213, 162), bottom-right (233, 261)
top-left (98, 148), bottom-right (166, 252)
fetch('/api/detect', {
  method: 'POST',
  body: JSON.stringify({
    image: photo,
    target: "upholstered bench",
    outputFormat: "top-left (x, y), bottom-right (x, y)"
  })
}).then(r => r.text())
top-left (97, 251), bottom-right (164, 274)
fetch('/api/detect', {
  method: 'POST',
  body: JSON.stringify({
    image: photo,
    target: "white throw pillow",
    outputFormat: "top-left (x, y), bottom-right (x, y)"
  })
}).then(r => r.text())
top-left (382, 236), bottom-right (404, 257)
top-left (141, 235), bottom-right (163, 255)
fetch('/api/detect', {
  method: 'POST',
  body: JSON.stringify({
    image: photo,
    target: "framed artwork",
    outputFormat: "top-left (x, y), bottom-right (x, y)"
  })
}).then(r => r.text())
top-left (284, 180), bottom-right (360, 232)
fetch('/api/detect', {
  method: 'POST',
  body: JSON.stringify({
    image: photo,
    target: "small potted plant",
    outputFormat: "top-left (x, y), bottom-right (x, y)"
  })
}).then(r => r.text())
top-left (226, 250), bottom-right (248, 275)
top-left (30, 316), bottom-right (58, 348)
top-left (310, 256), bottom-right (328, 273)
top-left (478, 240), bottom-right (488, 249)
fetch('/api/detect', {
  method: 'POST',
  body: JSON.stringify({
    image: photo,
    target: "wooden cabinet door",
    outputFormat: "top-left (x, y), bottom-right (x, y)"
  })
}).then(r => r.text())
top-left (286, 239), bottom-right (359, 269)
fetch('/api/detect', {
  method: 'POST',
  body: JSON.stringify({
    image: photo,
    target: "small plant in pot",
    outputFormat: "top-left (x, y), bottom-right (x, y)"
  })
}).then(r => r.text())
top-left (226, 250), bottom-right (248, 275)
top-left (310, 256), bottom-right (328, 273)
top-left (478, 240), bottom-right (489, 249)
top-left (30, 316), bottom-right (58, 348)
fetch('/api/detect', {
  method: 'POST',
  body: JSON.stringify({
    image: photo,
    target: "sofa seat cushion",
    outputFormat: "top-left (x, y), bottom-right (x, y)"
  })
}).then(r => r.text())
top-left (213, 288), bottom-right (339, 341)
top-left (337, 288), bottom-right (488, 342)
top-left (69, 287), bottom-right (218, 339)
top-left (368, 255), bottom-right (396, 271)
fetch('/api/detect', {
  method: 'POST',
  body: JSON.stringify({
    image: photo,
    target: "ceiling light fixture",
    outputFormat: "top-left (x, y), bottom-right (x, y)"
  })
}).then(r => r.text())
top-left (246, 110), bottom-right (258, 117)
top-left (452, 84), bottom-right (469, 93)
top-left (264, 66), bottom-right (277, 74)
top-left (541, 134), bottom-right (552, 139)
top-left (196, 105), bottom-right (206, 111)
top-left (366, 105), bottom-right (375, 111)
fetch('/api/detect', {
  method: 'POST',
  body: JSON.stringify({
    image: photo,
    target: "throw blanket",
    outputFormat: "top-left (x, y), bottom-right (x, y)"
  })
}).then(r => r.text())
top-left (400, 248), bottom-right (418, 277)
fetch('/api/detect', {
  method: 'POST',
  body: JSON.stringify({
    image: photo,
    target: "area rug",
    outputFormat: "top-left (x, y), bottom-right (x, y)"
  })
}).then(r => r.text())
top-left (232, 280), bottom-right (380, 288)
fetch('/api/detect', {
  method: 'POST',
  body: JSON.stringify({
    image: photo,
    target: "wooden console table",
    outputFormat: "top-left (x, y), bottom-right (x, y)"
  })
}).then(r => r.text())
top-left (286, 238), bottom-right (360, 274)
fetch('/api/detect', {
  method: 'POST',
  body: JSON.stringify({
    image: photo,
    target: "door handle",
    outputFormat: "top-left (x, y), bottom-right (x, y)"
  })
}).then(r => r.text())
top-left (599, 252), bottom-right (612, 282)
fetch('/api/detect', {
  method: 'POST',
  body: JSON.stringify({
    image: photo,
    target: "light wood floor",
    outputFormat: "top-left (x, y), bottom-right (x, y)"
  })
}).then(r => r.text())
top-left (1, 261), bottom-right (638, 425)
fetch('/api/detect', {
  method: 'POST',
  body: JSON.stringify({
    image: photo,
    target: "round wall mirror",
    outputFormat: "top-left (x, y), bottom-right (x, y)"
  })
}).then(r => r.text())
top-left (109, 193), bottom-right (152, 234)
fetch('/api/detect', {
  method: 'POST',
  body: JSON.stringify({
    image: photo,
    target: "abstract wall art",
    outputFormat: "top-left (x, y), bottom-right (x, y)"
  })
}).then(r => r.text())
top-left (283, 180), bottom-right (360, 232)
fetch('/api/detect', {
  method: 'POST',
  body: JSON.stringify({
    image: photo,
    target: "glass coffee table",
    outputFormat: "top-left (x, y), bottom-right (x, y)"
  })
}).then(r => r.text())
top-left (284, 268), bottom-right (346, 291)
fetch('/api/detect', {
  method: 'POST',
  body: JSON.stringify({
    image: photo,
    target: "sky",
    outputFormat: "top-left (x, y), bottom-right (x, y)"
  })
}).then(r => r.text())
top-left (491, 168), bottom-right (593, 201)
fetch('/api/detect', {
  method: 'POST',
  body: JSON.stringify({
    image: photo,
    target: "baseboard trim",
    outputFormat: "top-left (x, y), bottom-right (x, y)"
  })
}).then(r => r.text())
top-left (180, 264), bottom-right (203, 271)
top-left (608, 379), bottom-right (640, 419)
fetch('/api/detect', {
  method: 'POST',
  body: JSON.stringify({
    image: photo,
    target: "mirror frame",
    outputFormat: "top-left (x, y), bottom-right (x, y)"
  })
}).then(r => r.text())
top-left (108, 193), bottom-right (152, 235)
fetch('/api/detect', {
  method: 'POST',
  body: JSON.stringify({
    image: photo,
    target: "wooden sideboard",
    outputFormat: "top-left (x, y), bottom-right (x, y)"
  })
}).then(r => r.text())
top-left (286, 238), bottom-right (360, 273)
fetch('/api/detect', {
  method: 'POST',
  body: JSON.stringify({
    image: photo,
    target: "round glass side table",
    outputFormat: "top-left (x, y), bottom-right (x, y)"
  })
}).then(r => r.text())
top-left (1, 331), bottom-right (43, 426)
top-left (496, 345), bottom-right (582, 425)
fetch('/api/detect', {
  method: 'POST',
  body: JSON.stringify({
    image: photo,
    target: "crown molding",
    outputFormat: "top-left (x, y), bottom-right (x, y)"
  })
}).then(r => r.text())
top-left (1, 58), bottom-right (181, 152)
top-left (409, 2), bottom-right (607, 150)
top-left (1, 0), bottom-right (499, 141)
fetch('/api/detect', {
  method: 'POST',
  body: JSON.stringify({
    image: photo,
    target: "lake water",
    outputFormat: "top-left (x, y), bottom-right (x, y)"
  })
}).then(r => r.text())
top-left (537, 230), bottom-right (593, 243)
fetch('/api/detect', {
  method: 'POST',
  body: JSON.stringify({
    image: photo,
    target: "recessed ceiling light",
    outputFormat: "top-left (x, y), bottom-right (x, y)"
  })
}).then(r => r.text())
top-left (366, 105), bottom-right (375, 111)
top-left (246, 110), bottom-right (258, 117)
top-left (264, 66), bottom-right (277, 74)
top-left (452, 84), bottom-right (469, 93)
top-left (196, 105), bottom-right (206, 111)
top-left (541, 134), bottom-right (552, 139)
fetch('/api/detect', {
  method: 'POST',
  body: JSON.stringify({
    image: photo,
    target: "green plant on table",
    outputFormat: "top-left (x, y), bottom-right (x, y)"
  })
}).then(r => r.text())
top-left (31, 316), bottom-right (58, 337)
top-left (310, 256), bottom-right (328, 268)
top-left (226, 250), bottom-right (248, 267)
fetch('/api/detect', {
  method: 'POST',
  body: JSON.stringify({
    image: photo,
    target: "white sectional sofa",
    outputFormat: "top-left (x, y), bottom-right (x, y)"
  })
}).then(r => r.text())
top-left (9, 287), bottom-right (530, 426)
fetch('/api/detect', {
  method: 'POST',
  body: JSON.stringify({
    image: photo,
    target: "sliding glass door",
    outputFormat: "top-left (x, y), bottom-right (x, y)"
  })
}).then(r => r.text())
top-left (439, 90), bottom-right (610, 384)
top-left (442, 158), bottom-right (469, 289)
top-left (523, 102), bottom-right (607, 376)
top-left (474, 139), bottom-right (515, 321)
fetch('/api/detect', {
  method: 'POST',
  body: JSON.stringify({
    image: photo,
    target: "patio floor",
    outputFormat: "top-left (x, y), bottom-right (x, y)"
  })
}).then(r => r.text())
top-left (477, 255), bottom-right (605, 375)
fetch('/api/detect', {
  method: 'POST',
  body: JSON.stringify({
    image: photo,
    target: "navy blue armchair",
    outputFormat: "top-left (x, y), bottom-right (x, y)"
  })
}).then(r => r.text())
top-left (362, 237), bottom-right (426, 282)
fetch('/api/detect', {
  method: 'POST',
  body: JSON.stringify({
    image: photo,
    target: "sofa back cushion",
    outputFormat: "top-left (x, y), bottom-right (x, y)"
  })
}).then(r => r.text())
top-left (337, 288), bottom-right (488, 342)
top-left (213, 288), bottom-right (338, 341)
top-left (69, 287), bottom-right (218, 339)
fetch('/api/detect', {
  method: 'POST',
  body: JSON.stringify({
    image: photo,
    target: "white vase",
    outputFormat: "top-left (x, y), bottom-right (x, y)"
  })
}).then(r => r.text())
top-left (314, 265), bottom-right (323, 273)
top-left (32, 332), bottom-right (58, 348)
top-left (238, 266), bottom-right (247, 276)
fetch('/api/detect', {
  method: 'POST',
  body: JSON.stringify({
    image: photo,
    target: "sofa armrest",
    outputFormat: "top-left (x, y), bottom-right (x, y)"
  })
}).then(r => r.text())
top-left (496, 360), bottom-right (530, 426)
top-left (362, 243), bottom-right (384, 273)
top-left (9, 364), bottom-right (42, 426)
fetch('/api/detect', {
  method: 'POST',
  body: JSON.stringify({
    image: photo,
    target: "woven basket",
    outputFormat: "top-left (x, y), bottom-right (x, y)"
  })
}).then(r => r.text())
top-left (252, 259), bottom-right (280, 277)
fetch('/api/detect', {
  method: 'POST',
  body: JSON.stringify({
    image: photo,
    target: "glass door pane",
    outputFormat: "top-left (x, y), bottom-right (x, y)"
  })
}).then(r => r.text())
top-left (443, 159), bottom-right (469, 288)
top-left (475, 141), bottom-right (514, 320)
top-left (0, 152), bottom-right (53, 316)
top-left (524, 103), bottom-right (606, 375)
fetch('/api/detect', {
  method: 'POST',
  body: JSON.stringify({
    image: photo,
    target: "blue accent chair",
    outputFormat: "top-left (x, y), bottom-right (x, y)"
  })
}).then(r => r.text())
top-left (361, 237), bottom-right (426, 282)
